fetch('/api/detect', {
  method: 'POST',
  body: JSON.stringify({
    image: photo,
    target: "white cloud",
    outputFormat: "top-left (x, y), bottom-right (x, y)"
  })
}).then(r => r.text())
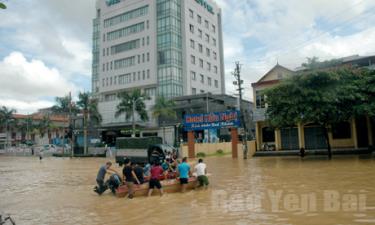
top-left (0, 52), bottom-right (78, 113)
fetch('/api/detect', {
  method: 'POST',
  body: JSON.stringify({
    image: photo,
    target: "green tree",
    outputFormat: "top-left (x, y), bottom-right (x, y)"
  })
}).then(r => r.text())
top-left (265, 69), bottom-right (358, 159)
top-left (37, 115), bottom-right (51, 139)
top-left (152, 95), bottom-right (177, 143)
top-left (0, 2), bottom-right (6, 9)
top-left (76, 92), bottom-right (102, 154)
top-left (52, 95), bottom-right (78, 115)
top-left (115, 89), bottom-right (149, 137)
top-left (0, 106), bottom-right (16, 148)
top-left (353, 69), bottom-right (375, 117)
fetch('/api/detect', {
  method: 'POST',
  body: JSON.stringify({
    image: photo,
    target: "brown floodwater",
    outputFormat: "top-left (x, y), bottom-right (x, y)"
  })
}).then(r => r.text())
top-left (0, 155), bottom-right (375, 225)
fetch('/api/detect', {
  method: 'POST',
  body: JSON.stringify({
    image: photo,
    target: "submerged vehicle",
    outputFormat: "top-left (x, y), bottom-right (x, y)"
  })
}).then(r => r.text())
top-left (115, 137), bottom-right (177, 165)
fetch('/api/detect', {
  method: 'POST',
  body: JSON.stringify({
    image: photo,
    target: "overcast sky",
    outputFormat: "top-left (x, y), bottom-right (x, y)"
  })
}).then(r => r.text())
top-left (0, 0), bottom-right (374, 114)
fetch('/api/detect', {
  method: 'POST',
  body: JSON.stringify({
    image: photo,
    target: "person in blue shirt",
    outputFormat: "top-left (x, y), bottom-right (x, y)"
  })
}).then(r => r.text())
top-left (177, 157), bottom-right (191, 193)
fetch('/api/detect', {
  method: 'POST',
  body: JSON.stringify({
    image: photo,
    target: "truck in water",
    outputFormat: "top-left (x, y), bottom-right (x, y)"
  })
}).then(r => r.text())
top-left (115, 137), bottom-right (177, 165)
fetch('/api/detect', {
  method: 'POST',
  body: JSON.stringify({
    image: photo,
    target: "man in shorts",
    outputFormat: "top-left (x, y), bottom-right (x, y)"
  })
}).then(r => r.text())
top-left (148, 161), bottom-right (165, 197)
top-left (177, 157), bottom-right (191, 193)
top-left (122, 158), bottom-right (140, 199)
top-left (194, 158), bottom-right (209, 189)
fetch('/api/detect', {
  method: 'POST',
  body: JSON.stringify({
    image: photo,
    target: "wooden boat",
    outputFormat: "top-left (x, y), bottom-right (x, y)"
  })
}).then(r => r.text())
top-left (116, 176), bottom-right (199, 198)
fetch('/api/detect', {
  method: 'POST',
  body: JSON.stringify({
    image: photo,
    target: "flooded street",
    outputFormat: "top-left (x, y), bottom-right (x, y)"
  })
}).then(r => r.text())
top-left (1, 156), bottom-right (375, 225)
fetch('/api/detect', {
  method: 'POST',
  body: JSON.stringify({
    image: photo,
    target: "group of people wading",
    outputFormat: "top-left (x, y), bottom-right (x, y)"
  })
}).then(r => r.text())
top-left (94, 156), bottom-right (209, 198)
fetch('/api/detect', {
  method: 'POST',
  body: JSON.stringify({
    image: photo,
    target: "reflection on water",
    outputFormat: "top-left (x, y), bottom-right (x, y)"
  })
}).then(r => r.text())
top-left (0, 156), bottom-right (375, 225)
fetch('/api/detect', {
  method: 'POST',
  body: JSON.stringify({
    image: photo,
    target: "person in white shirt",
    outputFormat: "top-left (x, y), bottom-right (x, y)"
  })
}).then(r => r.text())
top-left (194, 158), bottom-right (209, 188)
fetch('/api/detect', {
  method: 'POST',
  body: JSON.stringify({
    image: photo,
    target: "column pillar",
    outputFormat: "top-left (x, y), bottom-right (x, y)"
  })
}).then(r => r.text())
top-left (255, 122), bottom-right (262, 151)
top-left (275, 129), bottom-right (281, 151)
top-left (231, 128), bottom-right (238, 158)
top-left (352, 118), bottom-right (358, 149)
top-left (298, 123), bottom-right (305, 149)
top-left (187, 131), bottom-right (195, 158)
top-left (367, 116), bottom-right (373, 146)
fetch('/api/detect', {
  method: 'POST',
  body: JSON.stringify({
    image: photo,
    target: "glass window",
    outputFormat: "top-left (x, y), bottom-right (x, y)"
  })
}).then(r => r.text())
top-left (205, 20), bottom-right (209, 28)
top-left (104, 5), bottom-right (148, 28)
top-left (198, 44), bottom-right (203, 53)
top-left (200, 74), bottom-right (204, 83)
top-left (212, 24), bottom-right (216, 33)
top-left (208, 77), bottom-right (212, 86)
top-left (189, 9), bottom-right (194, 18)
top-left (191, 71), bottom-right (196, 80)
top-left (198, 29), bottom-right (202, 38)
top-left (190, 39), bottom-right (195, 49)
top-left (255, 90), bottom-right (266, 108)
top-left (191, 55), bottom-right (195, 64)
top-left (199, 59), bottom-right (203, 68)
top-left (214, 66), bottom-right (218, 74)
top-left (206, 48), bottom-right (210, 57)
top-left (215, 80), bottom-right (218, 88)
top-left (207, 62), bottom-right (211, 71)
top-left (107, 22), bottom-right (145, 41)
top-left (213, 38), bottom-right (216, 46)
top-left (200, 90), bottom-right (205, 93)
top-left (262, 127), bottom-right (275, 142)
top-left (213, 51), bottom-right (217, 60)
top-left (192, 88), bottom-right (197, 95)
top-left (205, 34), bottom-right (210, 43)
top-left (197, 15), bottom-right (201, 24)
top-left (190, 24), bottom-right (194, 33)
top-left (110, 39), bottom-right (140, 55)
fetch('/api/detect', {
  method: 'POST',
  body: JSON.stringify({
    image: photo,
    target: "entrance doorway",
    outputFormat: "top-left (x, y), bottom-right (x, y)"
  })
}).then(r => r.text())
top-left (356, 116), bottom-right (369, 148)
top-left (281, 127), bottom-right (299, 150)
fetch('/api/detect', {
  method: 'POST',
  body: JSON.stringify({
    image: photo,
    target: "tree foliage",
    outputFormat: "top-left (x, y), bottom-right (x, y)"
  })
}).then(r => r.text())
top-left (0, 2), bottom-right (6, 9)
top-left (0, 106), bottom-right (16, 128)
top-left (301, 56), bottom-right (343, 70)
top-left (152, 95), bottom-right (177, 121)
top-left (115, 89), bottom-right (149, 122)
top-left (52, 95), bottom-right (78, 115)
top-left (76, 92), bottom-right (102, 125)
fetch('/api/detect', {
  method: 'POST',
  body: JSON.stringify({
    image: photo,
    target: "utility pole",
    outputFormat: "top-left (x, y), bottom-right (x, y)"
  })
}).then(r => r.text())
top-left (233, 61), bottom-right (248, 159)
top-left (69, 92), bottom-right (74, 157)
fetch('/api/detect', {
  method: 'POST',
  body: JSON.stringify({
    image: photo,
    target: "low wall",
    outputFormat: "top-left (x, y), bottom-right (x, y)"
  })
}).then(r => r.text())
top-left (181, 140), bottom-right (257, 158)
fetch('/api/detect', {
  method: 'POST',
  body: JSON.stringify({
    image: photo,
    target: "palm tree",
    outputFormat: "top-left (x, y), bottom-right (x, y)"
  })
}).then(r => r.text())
top-left (52, 95), bottom-right (78, 115)
top-left (77, 92), bottom-right (102, 155)
top-left (0, 106), bottom-right (16, 148)
top-left (38, 115), bottom-right (51, 139)
top-left (152, 96), bottom-right (177, 144)
top-left (115, 89), bottom-right (149, 137)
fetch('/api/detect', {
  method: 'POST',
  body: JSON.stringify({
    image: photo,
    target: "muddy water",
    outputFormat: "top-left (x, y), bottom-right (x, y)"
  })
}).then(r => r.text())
top-left (0, 156), bottom-right (375, 225)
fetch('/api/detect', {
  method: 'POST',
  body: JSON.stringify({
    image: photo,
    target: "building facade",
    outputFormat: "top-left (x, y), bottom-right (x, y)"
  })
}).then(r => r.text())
top-left (92, 0), bottom-right (225, 132)
top-left (252, 56), bottom-right (375, 152)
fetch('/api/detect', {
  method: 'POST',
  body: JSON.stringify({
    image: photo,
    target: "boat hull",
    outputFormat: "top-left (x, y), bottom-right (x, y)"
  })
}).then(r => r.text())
top-left (116, 177), bottom-right (198, 197)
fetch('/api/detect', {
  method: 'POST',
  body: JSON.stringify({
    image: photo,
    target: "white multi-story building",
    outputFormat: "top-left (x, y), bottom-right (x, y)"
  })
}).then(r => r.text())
top-left (92, 0), bottom-right (225, 142)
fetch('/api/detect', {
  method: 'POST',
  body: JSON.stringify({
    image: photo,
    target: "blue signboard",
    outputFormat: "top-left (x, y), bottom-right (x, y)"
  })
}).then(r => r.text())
top-left (183, 110), bottom-right (240, 131)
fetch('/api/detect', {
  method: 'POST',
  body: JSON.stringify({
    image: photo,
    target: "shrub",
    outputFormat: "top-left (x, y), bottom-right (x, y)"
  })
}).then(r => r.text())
top-left (216, 149), bottom-right (224, 154)
top-left (196, 152), bottom-right (206, 158)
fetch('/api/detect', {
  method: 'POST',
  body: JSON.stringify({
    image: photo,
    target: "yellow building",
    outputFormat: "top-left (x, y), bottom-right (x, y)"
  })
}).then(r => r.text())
top-left (251, 63), bottom-right (374, 152)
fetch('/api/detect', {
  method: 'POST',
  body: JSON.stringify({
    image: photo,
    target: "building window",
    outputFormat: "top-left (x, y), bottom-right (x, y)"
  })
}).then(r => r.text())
top-left (256, 90), bottom-right (266, 109)
top-left (102, 63), bottom-right (105, 72)
top-left (197, 15), bottom-right (201, 24)
top-left (206, 48), bottom-right (210, 57)
top-left (205, 20), bottom-right (209, 28)
top-left (190, 39), bottom-right (195, 49)
top-left (213, 38), bottom-right (216, 46)
top-left (198, 44), bottom-right (203, 53)
top-left (189, 9), bottom-right (194, 18)
top-left (198, 29), bottom-right (202, 38)
top-left (214, 66), bottom-right (218, 74)
top-left (200, 74), bottom-right (204, 83)
top-left (191, 55), bottom-right (196, 64)
top-left (192, 88), bottom-right (197, 95)
top-left (147, 36), bottom-right (150, 45)
top-left (208, 77), bottom-right (212, 86)
top-left (332, 122), bottom-right (352, 139)
top-left (212, 25), bottom-right (216, 33)
top-left (207, 62), bottom-right (211, 71)
top-left (190, 24), bottom-right (194, 33)
top-left (213, 51), bottom-right (217, 60)
top-left (200, 90), bottom-right (205, 93)
top-left (205, 34), bottom-right (210, 43)
top-left (142, 53), bottom-right (145, 63)
top-left (142, 37), bottom-right (145, 46)
top-left (147, 52), bottom-right (150, 62)
top-left (199, 59), bottom-right (203, 68)
top-left (191, 71), bottom-right (196, 80)
top-left (147, 69), bottom-right (150, 79)
top-left (214, 80), bottom-right (218, 88)
top-left (143, 70), bottom-right (146, 80)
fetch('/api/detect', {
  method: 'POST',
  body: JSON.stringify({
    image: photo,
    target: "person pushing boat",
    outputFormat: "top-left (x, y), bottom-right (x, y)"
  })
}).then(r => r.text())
top-left (177, 157), bottom-right (191, 193)
top-left (94, 161), bottom-right (118, 195)
top-left (148, 161), bottom-right (166, 197)
top-left (122, 158), bottom-right (140, 199)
